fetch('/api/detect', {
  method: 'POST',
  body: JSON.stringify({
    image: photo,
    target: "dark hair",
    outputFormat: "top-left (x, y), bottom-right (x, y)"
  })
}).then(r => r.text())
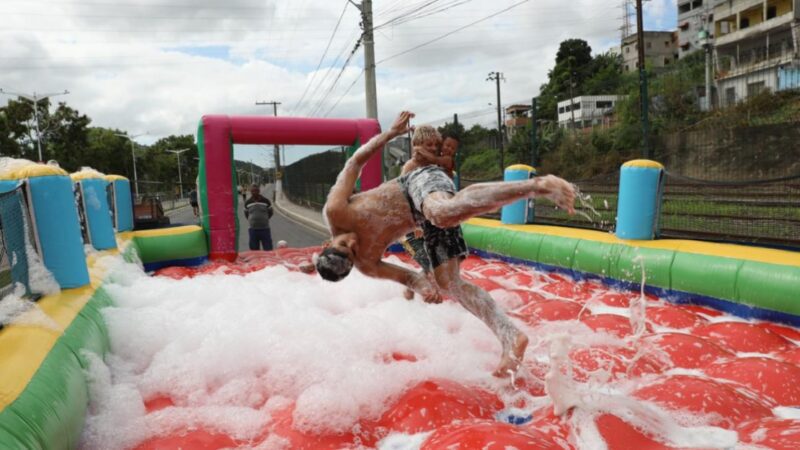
top-left (441, 131), bottom-right (461, 142)
top-left (316, 247), bottom-right (353, 281)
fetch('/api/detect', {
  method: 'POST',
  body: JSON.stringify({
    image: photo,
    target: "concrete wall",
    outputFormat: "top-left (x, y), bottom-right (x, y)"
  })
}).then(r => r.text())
top-left (655, 121), bottom-right (800, 178)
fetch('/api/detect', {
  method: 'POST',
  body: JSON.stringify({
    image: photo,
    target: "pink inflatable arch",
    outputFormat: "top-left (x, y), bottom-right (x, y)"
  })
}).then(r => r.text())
top-left (196, 115), bottom-right (381, 260)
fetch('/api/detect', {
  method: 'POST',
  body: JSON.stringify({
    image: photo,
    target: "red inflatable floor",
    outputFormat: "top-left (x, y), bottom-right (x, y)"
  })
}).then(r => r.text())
top-left (141, 249), bottom-right (800, 449)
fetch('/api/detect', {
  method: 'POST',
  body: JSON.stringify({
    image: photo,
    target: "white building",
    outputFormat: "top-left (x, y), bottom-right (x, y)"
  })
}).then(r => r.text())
top-left (557, 95), bottom-right (625, 129)
top-left (713, 0), bottom-right (800, 106)
top-left (678, 0), bottom-right (719, 58)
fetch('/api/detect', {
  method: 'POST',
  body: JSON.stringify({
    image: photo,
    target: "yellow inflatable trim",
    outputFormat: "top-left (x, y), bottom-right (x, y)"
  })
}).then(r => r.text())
top-left (505, 164), bottom-right (536, 172)
top-left (0, 249), bottom-right (120, 411)
top-left (0, 164), bottom-right (67, 180)
top-left (622, 159), bottom-right (664, 169)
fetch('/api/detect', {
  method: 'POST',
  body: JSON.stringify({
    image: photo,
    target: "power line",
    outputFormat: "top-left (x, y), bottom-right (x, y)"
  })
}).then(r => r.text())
top-left (324, 69), bottom-right (364, 117)
top-left (308, 37), bottom-right (363, 117)
top-left (292, 0), bottom-right (350, 115)
top-left (298, 32), bottom-right (361, 116)
top-left (377, 0), bottom-right (530, 65)
top-left (375, 0), bottom-right (476, 30)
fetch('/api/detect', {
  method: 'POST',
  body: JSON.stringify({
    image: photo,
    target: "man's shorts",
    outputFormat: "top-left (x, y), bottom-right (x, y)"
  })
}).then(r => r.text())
top-left (398, 166), bottom-right (468, 270)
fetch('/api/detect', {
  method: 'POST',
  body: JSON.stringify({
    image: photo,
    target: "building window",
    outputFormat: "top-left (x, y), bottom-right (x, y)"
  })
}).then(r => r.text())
top-left (596, 101), bottom-right (613, 108)
top-left (647, 41), bottom-right (652, 49)
top-left (625, 46), bottom-right (630, 54)
top-left (740, 17), bottom-right (750, 29)
top-left (725, 87), bottom-right (736, 106)
top-left (558, 107), bottom-right (565, 114)
top-left (665, 57), bottom-right (670, 65)
top-left (747, 81), bottom-right (766, 97)
top-left (665, 41), bottom-right (670, 47)
top-left (624, 65), bottom-right (629, 72)
top-left (767, 6), bottom-right (777, 19)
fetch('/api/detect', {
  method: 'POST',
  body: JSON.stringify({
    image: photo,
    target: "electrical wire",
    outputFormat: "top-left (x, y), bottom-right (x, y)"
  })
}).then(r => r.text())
top-left (377, 0), bottom-right (530, 65)
top-left (291, 0), bottom-right (350, 115)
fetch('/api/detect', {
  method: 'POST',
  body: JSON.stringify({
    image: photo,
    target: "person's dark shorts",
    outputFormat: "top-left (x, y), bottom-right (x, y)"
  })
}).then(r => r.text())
top-left (190, 201), bottom-right (198, 207)
top-left (398, 166), bottom-right (468, 270)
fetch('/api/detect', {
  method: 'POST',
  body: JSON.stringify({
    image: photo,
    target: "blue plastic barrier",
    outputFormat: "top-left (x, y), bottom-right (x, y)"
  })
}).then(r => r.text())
top-left (501, 164), bottom-right (536, 225)
top-left (615, 160), bottom-right (664, 240)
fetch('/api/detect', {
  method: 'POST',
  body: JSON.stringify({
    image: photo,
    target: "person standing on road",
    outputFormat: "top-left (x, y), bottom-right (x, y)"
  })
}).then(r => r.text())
top-left (189, 188), bottom-right (199, 217)
top-left (244, 184), bottom-right (274, 251)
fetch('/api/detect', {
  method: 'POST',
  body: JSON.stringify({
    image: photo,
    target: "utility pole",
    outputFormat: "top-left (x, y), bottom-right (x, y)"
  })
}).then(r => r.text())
top-left (114, 132), bottom-right (147, 198)
top-left (486, 71), bottom-right (505, 170)
top-left (635, 0), bottom-right (651, 159)
top-left (530, 98), bottom-right (538, 168)
top-left (0, 88), bottom-right (69, 162)
top-left (700, 4), bottom-right (713, 111)
top-left (165, 148), bottom-right (190, 198)
top-left (350, 0), bottom-right (378, 119)
top-left (256, 100), bottom-right (282, 176)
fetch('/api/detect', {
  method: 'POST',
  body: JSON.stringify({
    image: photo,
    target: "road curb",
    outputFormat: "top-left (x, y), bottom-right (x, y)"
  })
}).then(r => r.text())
top-left (273, 198), bottom-right (329, 236)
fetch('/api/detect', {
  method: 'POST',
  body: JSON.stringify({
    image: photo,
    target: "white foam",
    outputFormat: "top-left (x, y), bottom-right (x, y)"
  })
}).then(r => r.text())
top-left (81, 259), bottom-right (505, 448)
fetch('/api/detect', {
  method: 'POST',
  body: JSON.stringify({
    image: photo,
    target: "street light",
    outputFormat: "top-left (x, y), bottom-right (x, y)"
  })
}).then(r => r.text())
top-left (114, 132), bottom-right (147, 198)
top-left (0, 88), bottom-right (69, 162)
top-left (165, 148), bottom-right (190, 198)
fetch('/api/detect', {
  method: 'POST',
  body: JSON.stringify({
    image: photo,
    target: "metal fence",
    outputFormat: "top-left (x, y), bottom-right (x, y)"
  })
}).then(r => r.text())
top-left (282, 149), bottom-right (346, 211)
top-left (137, 181), bottom-right (190, 211)
top-left (0, 186), bottom-right (34, 299)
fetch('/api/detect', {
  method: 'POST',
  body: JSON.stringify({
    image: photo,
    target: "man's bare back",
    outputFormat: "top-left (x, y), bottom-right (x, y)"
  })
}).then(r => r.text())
top-left (318, 111), bottom-right (577, 375)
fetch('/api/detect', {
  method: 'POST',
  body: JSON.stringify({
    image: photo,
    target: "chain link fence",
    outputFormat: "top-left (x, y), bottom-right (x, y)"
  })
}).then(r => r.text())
top-left (0, 186), bottom-right (34, 299)
top-left (137, 181), bottom-right (190, 211)
top-left (282, 149), bottom-right (346, 211)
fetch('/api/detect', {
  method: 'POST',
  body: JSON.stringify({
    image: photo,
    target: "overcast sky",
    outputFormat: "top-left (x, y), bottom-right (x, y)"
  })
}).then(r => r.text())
top-left (1, 0), bottom-right (677, 167)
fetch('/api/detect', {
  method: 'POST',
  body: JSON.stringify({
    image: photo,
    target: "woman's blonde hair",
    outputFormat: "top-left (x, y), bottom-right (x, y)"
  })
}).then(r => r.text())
top-left (412, 125), bottom-right (441, 146)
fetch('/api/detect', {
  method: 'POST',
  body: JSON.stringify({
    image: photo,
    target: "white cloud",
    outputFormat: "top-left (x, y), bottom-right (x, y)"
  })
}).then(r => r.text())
top-left (1, 0), bottom-right (675, 167)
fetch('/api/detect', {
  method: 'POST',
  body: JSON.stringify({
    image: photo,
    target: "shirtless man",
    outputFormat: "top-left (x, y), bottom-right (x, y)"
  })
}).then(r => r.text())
top-left (317, 111), bottom-right (576, 376)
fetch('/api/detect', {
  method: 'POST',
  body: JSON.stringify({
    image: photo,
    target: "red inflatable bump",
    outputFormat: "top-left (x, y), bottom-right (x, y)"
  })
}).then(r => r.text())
top-left (472, 263), bottom-right (514, 277)
top-left (596, 414), bottom-right (705, 450)
top-left (758, 322), bottom-right (800, 342)
top-left (634, 375), bottom-right (772, 429)
top-left (514, 299), bottom-right (583, 326)
top-left (542, 280), bottom-right (593, 302)
top-left (777, 347), bottom-right (800, 366)
top-left (144, 395), bottom-right (175, 413)
top-left (134, 430), bottom-right (239, 450)
top-left (516, 360), bottom-right (550, 398)
top-left (374, 379), bottom-right (502, 437)
top-left (510, 289), bottom-right (548, 305)
top-left (460, 256), bottom-right (487, 271)
top-left (569, 346), bottom-right (668, 382)
top-left (680, 305), bottom-right (724, 318)
top-left (382, 352), bottom-right (417, 363)
top-left (503, 272), bottom-right (540, 288)
top-left (704, 357), bottom-right (800, 406)
top-left (263, 404), bottom-right (360, 450)
top-left (153, 266), bottom-right (194, 280)
top-left (738, 418), bottom-right (800, 450)
top-left (528, 406), bottom-right (573, 446)
top-left (421, 420), bottom-right (566, 450)
top-left (596, 292), bottom-right (634, 308)
top-left (470, 278), bottom-right (505, 292)
top-left (642, 333), bottom-right (733, 369)
top-left (646, 305), bottom-right (707, 330)
top-left (581, 314), bottom-right (650, 338)
top-left (693, 322), bottom-right (794, 353)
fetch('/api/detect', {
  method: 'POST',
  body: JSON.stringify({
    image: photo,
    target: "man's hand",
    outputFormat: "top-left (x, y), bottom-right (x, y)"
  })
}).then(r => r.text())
top-left (389, 111), bottom-right (415, 137)
top-left (533, 175), bottom-right (576, 215)
top-left (412, 145), bottom-right (438, 165)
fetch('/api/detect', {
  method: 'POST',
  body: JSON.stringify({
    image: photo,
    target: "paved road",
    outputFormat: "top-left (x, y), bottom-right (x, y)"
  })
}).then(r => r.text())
top-left (166, 184), bottom-right (326, 249)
